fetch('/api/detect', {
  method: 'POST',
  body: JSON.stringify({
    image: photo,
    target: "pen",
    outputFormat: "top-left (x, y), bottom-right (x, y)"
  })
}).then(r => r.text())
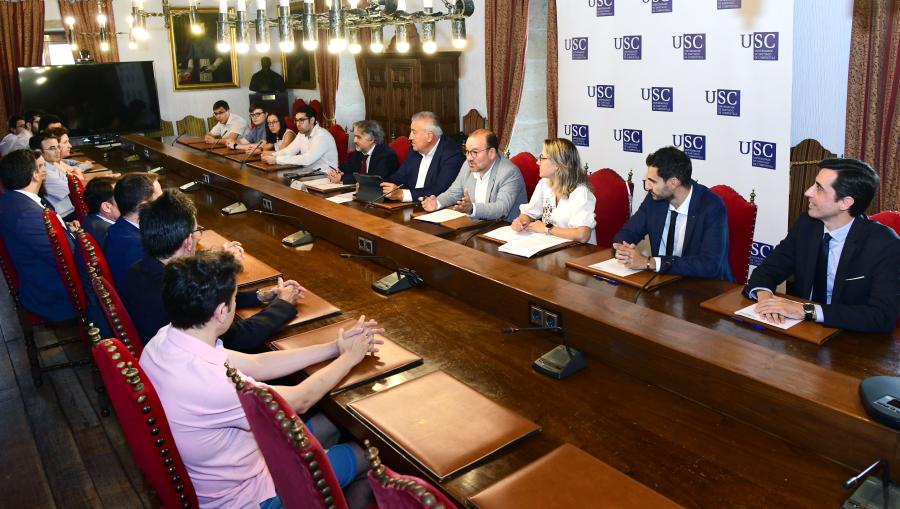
top-left (594, 275), bottom-right (619, 285)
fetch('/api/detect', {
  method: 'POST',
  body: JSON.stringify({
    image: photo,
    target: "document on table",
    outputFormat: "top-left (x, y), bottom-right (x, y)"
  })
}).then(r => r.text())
top-left (498, 234), bottom-right (572, 258)
top-left (588, 258), bottom-right (641, 277)
top-left (414, 209), bottom-right (467, 223)
top-left (326, 192), bottom-right (355, 204)
top-left (304, 178), bottom-right (352, 192)
top-left (734, 303), bottom-right (802, 330)
top-left (482, 225), bottom-right (524, 243)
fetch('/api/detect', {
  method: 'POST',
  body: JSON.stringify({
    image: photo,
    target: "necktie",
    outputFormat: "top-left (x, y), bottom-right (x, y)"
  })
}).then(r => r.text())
top-left (665, 210), bottom-right (678, 257)
top-left (361, 154), bottom-right (369, 175)
top-left (812, 232), bottom-right (832, 304)
top-left (39, 197), bottom-right (56, 212)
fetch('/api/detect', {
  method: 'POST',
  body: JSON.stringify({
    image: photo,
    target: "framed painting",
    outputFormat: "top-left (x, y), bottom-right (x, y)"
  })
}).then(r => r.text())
top-left (281, 48), bottom-right (317, 89)
top-left (168, 7), bottom-right (239, 90)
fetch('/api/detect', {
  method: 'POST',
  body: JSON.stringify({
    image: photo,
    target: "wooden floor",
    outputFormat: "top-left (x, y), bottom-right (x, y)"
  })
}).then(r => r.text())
top-left (0, 277), bottom-right (158, 508)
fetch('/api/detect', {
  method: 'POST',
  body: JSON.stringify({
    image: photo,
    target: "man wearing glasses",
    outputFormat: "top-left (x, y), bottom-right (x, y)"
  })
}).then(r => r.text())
top-left (612, 146), bottom-right (732, 280)
top-left (228, 103), bottom-right (268, 151)
top-left (420, 129), bottom-right (526, 222)
top-left (204, 100), bottom-right (247, 145)
top-left (28, 132), bottom-right (81, 221)
top-left (262, 105), bottom-right (337, 172)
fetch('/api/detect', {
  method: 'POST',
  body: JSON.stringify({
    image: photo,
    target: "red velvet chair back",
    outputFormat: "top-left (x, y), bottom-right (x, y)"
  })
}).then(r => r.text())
top-left (91, 336), bottom-right (198, 508)
top-left (510, 152), bottom-right (540, 200)
top-left (308, 100), bottom-right (323, 124)
top-left (0, 230), bottom-right (20, 297)
top-left (389, 136), bottom-right (411, 166)
top-left (74, 227), bottom-right (114, 283)
top-left (710, 185), bottom-right (757, 284)
top-left (588, 169), bottom-right (629, 248)
top-left (364, 440), bottom-right (453, 509)
top-left (226, 367), bottom-right (348, 509)
top-left (67, 173), bottom-right (89, 222)
top-left (43, 208), bottom-right (88, 317)
top-left (871, 211), bottom-right (900, 236)
top-left (327, 125), bottom-right (350, 165)
top-left (286, 98), bottom-right (308, 131)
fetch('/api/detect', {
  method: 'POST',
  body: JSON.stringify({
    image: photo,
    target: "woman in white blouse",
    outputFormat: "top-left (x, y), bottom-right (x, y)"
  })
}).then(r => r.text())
top-left (511, 138), bottom-right (597, 244)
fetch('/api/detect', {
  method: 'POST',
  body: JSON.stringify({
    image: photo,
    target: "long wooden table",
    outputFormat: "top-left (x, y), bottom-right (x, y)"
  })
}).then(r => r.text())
top-left (113, 135), bottom-right (900, 507)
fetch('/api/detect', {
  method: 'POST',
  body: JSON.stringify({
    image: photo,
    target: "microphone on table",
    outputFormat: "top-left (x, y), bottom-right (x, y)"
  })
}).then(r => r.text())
top-left (338, 253), bottom-right (423, 295)
top-left (240, 140), bottom-right (265, 170)
top-left (170, 133), bottom-right (185, 147)
top-left (365, 184), bottom-right (405, 209)
top-left (250, 209), bottom-right (313, 247)
top-left (632, 258), bottom-right (674, 304)
top-left (179, 179), bottom-right (247, 215)
top-left (208, 129), bottom-right (229, 153)
top-left (501, 325), bottom-right (586, 380)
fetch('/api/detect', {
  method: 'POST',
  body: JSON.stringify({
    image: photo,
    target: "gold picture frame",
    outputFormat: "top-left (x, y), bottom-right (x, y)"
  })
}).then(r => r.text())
top-left (168, 7), bottom-right (239, 90)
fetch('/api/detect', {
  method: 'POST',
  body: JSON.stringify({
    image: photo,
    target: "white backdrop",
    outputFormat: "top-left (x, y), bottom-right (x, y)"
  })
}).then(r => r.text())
top-left (558, 0), bottom-right (794, 256)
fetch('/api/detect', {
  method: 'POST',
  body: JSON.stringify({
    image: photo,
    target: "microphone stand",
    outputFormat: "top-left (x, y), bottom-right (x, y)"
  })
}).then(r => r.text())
top-left (338, 253), bottom-right (423, 295)
top-left (365, 184), bottom-right (405, 209)
top-left (170, 133), bottom-right (185, 147)
top-left (251, 209), bottom-right (313, 247)
top-left (843, 458), bottom-right (893, 509)
top-left (179, 179), bottom-right (247, 215)
top-left (240, 140), bottom-right (265, 170)
top-left (632, 259), bottom-right (673, 304)
top-left (501, 325), bottom-right (586, 380)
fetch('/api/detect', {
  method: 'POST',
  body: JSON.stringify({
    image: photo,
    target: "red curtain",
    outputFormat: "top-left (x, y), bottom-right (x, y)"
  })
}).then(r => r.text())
top-left (485, 0), bottom-right (529, 151)
top-left (845, 0), bottom-right (900, 212)
top-left (0, 0), bottom-right (45, 134)
top-left (546, 0), bottom-right (558, 139)
top-left (314, 0), bottom-right (339, 127)
top-left (58, 0), bottom-right (120, 64)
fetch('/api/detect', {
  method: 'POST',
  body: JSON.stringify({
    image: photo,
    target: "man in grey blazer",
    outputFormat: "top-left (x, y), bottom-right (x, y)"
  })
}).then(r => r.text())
top-left (419, 129), bottom-right (527, 222)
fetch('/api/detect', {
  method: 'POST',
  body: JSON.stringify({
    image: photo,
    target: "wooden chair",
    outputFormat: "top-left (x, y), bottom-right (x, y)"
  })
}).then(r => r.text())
top-left (588, 169), bottom-right (630, 248)
top-left (66, 173), bottom-right (89, 221)
top-left (390, 135), bottom-right (411, 166)
top-left (75, 228), bottom-right (142, 358)
top-left (871, 211), bottom-right (900, 235)
top-left (206, 115), bottom-right (217, 132)
top-left (285, 98), bottom-right (307, 131)
top-left (710, 185), bottom-right (758, 285)
top-left (91, 335), bottom-right (198, 508)
top-left (327, 125), bottom-right (350, 165)
top-left (364, 439), bottom-right (453, 509)
top-left (226, 367), bottom-right (349, 509)
top-left (176, 115), bottom-right (207, 137)
top-left (147, 119), bottom-right (175, 138)
top-left (462, 108), bottom-right (486, 136)
top-left (510, 152), bottom-right (540, 200)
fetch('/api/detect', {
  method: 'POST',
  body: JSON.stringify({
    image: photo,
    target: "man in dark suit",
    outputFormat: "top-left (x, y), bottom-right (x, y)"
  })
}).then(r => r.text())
top-left (81, 176), bottom-right (119, 244)
top-left (613, 146), bottom-right (732, 281)
top-left (328, 120), bottom-right (399, 185)
top-left (119, 189), bottom-right (301, 350)
top-left (745, 159), bottom-right (899, 333)
top-left (380, 111), bottom-right (465, 202)
top-left (103, 172), bottom-right (161, 288)
top-left (0, 149), bottom-right (108, 334)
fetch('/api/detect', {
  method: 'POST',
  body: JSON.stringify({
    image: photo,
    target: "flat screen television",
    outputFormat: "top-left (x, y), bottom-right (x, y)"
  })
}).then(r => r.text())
top-left (18, 61), bottom-right (161, 142)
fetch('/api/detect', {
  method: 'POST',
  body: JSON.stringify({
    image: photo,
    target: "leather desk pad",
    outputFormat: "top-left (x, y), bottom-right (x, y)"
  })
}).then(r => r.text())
top-left (198, 230), bottom-right (282, 286)
top-left (236, 288), bottom-right (340, 331)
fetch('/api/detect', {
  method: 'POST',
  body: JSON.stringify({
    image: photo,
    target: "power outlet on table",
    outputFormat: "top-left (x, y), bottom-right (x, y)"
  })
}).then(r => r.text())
top-left (262, 198), bottom-right (273, 212)
top-left (529, 304), bottom-right (544, 326)
top-left (202, 174), bottom-right (211, 184)
top-left (357, 236), bottom-right (375, 255)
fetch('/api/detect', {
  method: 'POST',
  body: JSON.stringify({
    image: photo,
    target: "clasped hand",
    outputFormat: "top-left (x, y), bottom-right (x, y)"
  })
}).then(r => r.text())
top-left (336, 315), bottom-right (385, 363)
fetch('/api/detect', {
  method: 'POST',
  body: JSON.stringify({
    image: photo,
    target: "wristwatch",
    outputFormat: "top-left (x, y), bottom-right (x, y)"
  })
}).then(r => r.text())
top-left (545, 224), bottom-right (554, 236)
top-left (802, 302), bottom-right (815, 321)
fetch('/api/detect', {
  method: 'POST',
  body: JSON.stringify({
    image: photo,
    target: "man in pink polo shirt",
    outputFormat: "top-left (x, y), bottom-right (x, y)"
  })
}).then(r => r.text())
top-left (140, 251), bottom-right (382, 508)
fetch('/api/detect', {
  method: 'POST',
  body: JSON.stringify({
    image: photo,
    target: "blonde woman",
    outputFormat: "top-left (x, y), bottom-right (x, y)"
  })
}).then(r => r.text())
top-left (511, 138), bottom-right (597, 244)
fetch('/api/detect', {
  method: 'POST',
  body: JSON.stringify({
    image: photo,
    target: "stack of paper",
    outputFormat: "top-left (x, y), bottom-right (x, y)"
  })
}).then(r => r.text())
top-left (482, 225), bottom-right (525, 243)
top-left (304, 178), bottom-right (354, 192)
top-left (498, 234), bottom-right (572, 258)
top-left (326, 192), bottom-right (355, 204)
top-left (734, 303), bottom-right (802, 330)
top-left (414, 209), bottom-right (467, 223)
top-left (588, 258), bottom-right (641, 277)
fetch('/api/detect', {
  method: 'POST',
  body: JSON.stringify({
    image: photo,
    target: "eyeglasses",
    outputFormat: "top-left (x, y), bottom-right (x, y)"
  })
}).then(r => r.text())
top-left (294, 117), bottom-right (310, 123)
top-left (250, 111), bottom-right (265, 117)
top-left (43, 145), bottom-right (60, 151)
top-left (192, 225), bottom-right (206, 236)
top-left (464, 147), bottom-right (489, 157)
top-left (537, 155), bottom-right (549, 162)
top-left (266, 120), bottom-right (280, 125)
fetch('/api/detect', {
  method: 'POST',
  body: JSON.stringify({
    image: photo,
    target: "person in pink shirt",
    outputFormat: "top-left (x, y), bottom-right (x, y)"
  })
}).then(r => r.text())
top-left (140, 251), bottom-right (382, 508)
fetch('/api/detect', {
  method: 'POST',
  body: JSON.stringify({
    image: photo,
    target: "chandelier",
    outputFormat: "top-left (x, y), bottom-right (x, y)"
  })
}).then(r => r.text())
top-left (214, 0), bottom-right (475, 55)
top-left (64, 0), bottom-right (195, 52)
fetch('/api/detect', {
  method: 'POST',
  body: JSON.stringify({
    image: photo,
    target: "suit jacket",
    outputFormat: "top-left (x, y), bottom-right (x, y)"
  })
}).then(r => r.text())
top-left (103, 217), bottom-right (144, 289)
top-left (0, 190), bottom-right (78, 320)
top-left (82, 213), bottom-right (113, 245)
top-left (743, 213), bottom-right (900, 333)
top-left (614, 181), bottom-right (733, 281)
top-left (339, 143), bottom-right (400, 184)
top-left (120, 255), bottom-right (298, 351)
top-left (387, 135), bottom-right (465, 201)
top-left (435, 156), bottom-right (528, 222)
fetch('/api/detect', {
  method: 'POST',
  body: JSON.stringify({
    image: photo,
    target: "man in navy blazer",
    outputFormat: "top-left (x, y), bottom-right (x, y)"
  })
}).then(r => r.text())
top-left (103, 172), bottom-right (162, 288)
top-left (329, 120), bottom-right (399, 184)
top-left (420, 129), bottom-right (527, 222)
top-left (745, 159), bottom-right (899, 333)
top-left (380, 111), bottom-right (465, 202)
top-left (613, 146), bottom-right (732, 281)
top-left (0, 150), bottom-right (108, 333)
top-left (81, 176), bottom-right (119, 244)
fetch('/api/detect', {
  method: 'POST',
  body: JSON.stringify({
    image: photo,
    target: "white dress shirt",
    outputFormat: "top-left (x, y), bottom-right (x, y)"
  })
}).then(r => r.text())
top-left (519, 179), bottom-right (597, 244)
top-left (401, 139), bottom-right (440, 202)
top-left (274, 124), bottom-right (338, 171)
top-left (653, 184), bottom-right (694, 270)
top-left (209, 113), bottom-right (247, 139)
top-left (436, 166), bottom-right (493, 217)
top-left (0, 131), bottom-right (30, 157)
